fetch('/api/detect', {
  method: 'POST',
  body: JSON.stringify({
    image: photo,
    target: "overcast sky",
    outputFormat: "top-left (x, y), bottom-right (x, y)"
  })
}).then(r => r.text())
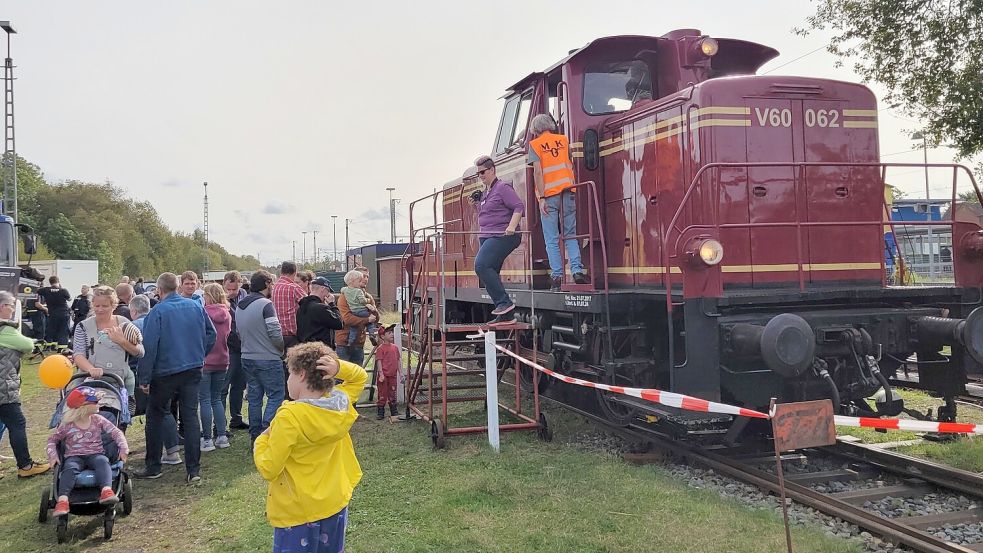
top-left (3, 1), bottom-right (963, 265)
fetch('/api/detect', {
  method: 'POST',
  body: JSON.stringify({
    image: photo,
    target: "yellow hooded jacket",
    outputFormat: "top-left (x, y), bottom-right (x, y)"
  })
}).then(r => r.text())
top-left (254, 359), bottom-right (368, 528)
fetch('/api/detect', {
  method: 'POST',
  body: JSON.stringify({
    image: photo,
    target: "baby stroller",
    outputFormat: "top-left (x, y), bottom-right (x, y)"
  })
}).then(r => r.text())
top-left (38, 373), bottom-right (133, 543)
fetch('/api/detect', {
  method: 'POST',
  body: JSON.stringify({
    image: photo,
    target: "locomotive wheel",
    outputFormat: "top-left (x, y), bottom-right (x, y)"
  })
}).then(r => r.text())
top-left (519, 364), bottom-right (551, 394)
top-left (537, 413), bottom-right (553, 442)
top-left (430, 419), bottom-right (446, 449)
top-left (597, 389), bottom-right (636, 426)
top-left (38, 488), bottom-right (50, 523)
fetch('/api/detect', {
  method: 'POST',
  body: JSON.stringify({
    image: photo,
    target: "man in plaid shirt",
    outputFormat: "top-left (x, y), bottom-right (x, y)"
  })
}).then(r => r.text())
top-left (271, 261), bottom-right (306, 352)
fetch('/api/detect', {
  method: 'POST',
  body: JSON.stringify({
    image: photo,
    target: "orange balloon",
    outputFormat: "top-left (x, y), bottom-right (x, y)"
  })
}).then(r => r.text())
top-left (39, 355), bottom-right (73, 389)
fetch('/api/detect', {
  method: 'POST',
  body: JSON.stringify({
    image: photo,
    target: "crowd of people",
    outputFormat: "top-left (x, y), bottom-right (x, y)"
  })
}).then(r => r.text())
top-left (0, 262), bottom-right (389, 550)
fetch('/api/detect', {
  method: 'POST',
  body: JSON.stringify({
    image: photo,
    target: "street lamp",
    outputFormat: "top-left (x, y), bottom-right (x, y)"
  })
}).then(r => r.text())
top-left (301, 231), bottom-right (308, 266)
top-left (386, 187), bottom-right (396, 243)
top-left (332, 215), bottom-right (338, 271)
top-left (2, 21), bottom-right (18, 221)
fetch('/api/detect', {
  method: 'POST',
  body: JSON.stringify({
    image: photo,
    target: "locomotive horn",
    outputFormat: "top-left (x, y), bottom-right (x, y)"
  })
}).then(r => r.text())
top-left (913, 307), bottom-right (983, 364)
top-left (730, 314), bottom-right (816, 377)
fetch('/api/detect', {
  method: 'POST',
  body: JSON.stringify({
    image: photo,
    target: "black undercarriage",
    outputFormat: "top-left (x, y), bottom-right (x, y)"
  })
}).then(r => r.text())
top-left (412, 284), bottom-right (983, 438)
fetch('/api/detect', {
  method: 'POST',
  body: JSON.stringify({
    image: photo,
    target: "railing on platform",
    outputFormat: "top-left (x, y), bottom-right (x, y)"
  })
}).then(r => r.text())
top-left (660, 161), bottom-right (983, 372)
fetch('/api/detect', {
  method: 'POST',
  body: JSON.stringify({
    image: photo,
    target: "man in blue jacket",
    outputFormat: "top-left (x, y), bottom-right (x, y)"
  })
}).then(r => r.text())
top-left (133, 272), bottom-right (216, 484)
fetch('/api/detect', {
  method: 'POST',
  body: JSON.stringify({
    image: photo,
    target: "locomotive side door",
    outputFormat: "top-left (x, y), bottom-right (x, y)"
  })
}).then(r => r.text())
top-left (491, 88), bottom-right (536, 290)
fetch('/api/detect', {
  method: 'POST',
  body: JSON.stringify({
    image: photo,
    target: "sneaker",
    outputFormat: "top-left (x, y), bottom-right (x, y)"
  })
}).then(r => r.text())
top-left (214, 436), bottom-right (230, 449)
top-left (573, 272), bottom-right (591, 285)
top-left (229, 420), bottom-right (249, 430)
top-left (187, 473), bottom-right (202, 485)
top-left (550, 276), bottom-right (562, 291)
top-left (17, 461), bottom-right (50, 478)
top-left (53, 497), bottom-right (70, 517)
top-left (132, 467), bottom-right (163, 479)
top-left (162, 451), bottom-right (183, 465)
top-left (487, 313), bottom-right (516, 328)
top-left (201, 438), bottom-right (216, 453)
top-left (490, 303), bottom-right (515, 316)
top-left (98, 487), bottom-right (119, 506)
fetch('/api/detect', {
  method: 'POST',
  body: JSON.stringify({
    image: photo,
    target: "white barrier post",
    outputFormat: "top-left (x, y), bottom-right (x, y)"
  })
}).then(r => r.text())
top-left (485, 329), bottom-right (500, 452)
top-left (395, 321), bottom-right (404, 406)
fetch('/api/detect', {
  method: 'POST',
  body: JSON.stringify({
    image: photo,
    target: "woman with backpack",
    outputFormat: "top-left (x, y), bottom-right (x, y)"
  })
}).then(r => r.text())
top-left (70, 286), bottom-right (144, 424)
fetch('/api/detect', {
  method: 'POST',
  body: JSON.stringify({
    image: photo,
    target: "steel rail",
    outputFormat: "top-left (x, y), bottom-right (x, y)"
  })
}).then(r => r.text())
top-left (515, 384), bottom-right (978, 552)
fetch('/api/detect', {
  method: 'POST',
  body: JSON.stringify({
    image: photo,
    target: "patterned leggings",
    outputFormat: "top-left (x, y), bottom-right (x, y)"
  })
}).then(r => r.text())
top-left (272, 507), bottom-right (347, 553)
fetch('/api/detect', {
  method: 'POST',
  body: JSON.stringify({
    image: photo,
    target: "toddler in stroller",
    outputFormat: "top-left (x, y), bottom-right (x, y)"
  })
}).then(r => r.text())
top-left (45, 386), bottom-right (129, 522)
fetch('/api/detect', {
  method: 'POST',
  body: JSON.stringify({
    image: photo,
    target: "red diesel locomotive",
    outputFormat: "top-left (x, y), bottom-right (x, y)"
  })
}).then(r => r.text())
top-left (405, 29), bottom-right (983, 437)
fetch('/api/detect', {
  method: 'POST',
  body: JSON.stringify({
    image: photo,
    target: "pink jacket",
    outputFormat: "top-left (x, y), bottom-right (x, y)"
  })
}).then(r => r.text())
top-left (204, 303), bottom-right (232, 371)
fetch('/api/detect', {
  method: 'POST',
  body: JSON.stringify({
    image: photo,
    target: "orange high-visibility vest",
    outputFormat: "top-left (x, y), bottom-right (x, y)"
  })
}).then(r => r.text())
top-left (530, 132), bottom-right (575, 198)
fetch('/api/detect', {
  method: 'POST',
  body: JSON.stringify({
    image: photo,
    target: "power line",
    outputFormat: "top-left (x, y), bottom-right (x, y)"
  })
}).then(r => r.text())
top-left (762, 44), bottom-right (829, 75)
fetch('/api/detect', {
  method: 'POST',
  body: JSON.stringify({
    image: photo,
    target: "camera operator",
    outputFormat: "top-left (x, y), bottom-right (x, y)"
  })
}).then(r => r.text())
top-left (470, 155), bottom-right (523, 326)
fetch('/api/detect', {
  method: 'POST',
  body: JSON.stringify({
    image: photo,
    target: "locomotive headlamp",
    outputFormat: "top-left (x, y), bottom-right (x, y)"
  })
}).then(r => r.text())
top-left (699, 37), bottom-right (719, 57)
top-left (698, 239), bottom-right (724, 266)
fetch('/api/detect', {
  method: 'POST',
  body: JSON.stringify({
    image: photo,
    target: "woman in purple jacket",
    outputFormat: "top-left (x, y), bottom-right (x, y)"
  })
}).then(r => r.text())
top-left (471, 155), bottom-right (524, 326)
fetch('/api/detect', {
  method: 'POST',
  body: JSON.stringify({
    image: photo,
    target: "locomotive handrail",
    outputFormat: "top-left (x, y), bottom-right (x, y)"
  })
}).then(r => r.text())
top-left (663, 161), bottom-right (983, 284)
top-left (660, 161), bottom-right (983, 373)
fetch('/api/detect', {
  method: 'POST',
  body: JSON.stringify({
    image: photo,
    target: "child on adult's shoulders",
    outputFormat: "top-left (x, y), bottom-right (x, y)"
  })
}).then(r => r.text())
top-left (253, 342), bottom-right (368, 553)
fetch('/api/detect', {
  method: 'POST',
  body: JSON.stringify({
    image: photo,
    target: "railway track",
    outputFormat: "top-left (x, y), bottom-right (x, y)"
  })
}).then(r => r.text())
top-left (517, 382), bottom-right (983, 552)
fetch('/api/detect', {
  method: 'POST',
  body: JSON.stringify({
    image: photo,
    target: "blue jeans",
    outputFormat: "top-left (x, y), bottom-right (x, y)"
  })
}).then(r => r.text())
top-left (336, 345), bottom-right (364, 367)
top-left (542, 190), bottom-right (583, 278)
top-left (242, 358), bottom-right (285, 440)
top-left (347, 308), bottom-right (377, 345)
top-left (199, 370), bottom-right (227, 440)
top-left (145, 368), bottom-right (202, 476)
top-left (474, 234), bottom-right (521, 310)
top-left (223, 352), bottom-right (246, 425)
top-left (58, 454), bottom-right (112, 497)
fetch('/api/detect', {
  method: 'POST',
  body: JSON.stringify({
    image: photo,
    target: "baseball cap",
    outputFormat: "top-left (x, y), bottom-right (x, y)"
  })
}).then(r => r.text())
top-left (66, 386), bottom-right (100, 409)
top-left (311, 276), bottom-right (334, 292)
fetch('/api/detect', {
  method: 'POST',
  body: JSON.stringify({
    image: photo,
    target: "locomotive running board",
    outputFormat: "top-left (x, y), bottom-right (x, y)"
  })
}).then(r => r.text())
top-left (607, 394), bottom-right (732, 436)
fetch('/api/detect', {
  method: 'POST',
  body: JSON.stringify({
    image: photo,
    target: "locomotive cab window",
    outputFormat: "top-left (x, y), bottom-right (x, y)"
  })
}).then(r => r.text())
top-left (583, 60), bottom-right (654, 115)
top-left (493, 91), bottom-right (532, 154)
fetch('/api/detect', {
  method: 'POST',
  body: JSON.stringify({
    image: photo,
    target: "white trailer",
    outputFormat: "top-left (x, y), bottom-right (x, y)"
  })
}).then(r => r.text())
top-left (28, 259), bottom-right (100, 297)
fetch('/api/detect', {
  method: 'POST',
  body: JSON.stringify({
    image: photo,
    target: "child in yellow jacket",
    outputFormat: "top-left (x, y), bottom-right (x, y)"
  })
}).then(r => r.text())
top-left (254, 342), bottom-right (368, 553)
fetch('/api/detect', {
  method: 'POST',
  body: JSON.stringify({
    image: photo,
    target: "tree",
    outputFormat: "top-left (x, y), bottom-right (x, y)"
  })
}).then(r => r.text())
top-left (800, 1), bottom-right (983, 159)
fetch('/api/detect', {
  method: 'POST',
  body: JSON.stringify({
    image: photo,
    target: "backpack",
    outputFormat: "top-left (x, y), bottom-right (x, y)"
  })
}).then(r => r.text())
top-left (226, 303), bottom-right (241, 353)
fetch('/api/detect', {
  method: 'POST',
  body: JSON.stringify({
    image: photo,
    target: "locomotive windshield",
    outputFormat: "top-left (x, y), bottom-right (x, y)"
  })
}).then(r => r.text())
top-left (583, 60), bottom-right (653, 115)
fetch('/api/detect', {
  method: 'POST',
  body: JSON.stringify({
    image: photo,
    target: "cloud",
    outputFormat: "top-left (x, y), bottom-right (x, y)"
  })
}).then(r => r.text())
top-left (160, 179), bottom-right (184, 188)
top-left (261, 201), bottom-right (294, 215)
top-left (356, 207), bottom-right (390, 222)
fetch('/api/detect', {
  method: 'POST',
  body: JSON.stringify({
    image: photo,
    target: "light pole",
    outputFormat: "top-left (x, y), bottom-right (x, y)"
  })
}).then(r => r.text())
top-left (912, 131), bottom-right (933, 279)
top-left (387, 187), bottom-right (396, 243)
top-left (301, 231), bottom-right (308, 266)
top-left (312, 230), bottom-right (317, 266)
top-left (345, 218), bottom-right (351, 271)
top-left (292, 240), bottom-right (296, 263)
top-left (331, 215), bottom-right (338, 271)
top-left (2, 21), bottom-right (18, 221)
top-left (202, 181), bottom-right (209, 274)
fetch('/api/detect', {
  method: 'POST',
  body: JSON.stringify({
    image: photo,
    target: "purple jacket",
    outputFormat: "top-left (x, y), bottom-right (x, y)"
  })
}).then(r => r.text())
top-left (476, 178), bottom-right (524, 238)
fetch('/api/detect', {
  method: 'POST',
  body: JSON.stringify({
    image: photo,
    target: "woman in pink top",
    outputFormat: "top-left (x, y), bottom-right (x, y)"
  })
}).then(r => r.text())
top-left (200, 283), bottom-right (232, 452)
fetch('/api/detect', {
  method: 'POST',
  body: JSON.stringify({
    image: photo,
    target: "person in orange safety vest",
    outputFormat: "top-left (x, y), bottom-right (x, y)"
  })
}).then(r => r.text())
top-left (528, 114), bottom-right (589, 291)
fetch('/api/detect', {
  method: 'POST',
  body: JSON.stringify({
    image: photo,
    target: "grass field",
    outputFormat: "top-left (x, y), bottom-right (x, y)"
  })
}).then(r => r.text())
top-left (0, 357), bottom-right (868, 553)
top-left (834, 387), bottom-right (983, 471)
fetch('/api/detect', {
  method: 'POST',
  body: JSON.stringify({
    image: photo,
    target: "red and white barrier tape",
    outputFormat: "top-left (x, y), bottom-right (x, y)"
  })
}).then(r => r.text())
top-left (483, 333), bottom-right (769, 420)
top-left (834, 415), bottom-right (983, 435)
top-left (476, 331), bottom-right (983, 433)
